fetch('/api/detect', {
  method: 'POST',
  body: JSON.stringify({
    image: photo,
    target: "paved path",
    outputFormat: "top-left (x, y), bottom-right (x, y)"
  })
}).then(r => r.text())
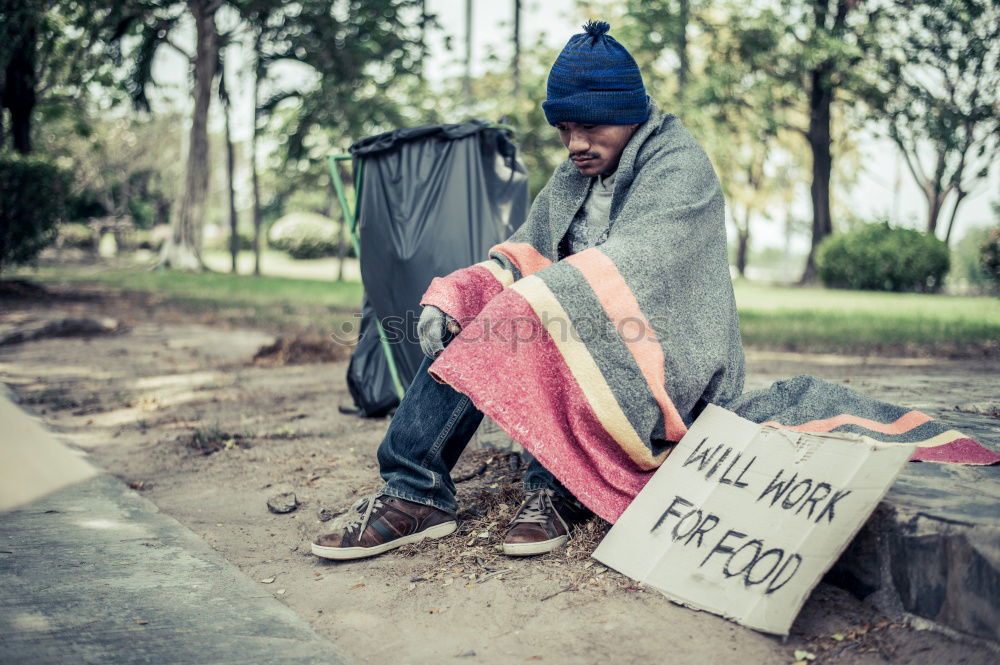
top-left (0, 391), bottom-right (349, 665)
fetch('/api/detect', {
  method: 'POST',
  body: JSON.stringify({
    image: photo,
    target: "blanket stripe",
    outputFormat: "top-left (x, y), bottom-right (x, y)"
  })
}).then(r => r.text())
top-left (566, 249), bottom-right (688, 443)
top-left (760, 410), bottom-right (933, 435)
top-left (477, 259), bottom-right (516, 288)
top-left (542, 262), bottom-right (668, 446)
top-left (420, 261), bottom-right (509, 323)
top-left (421, 243), bottom-right (549, 325)
top-left (490, 241), bottom-right (553, 277)
top-left (909, 437), bottom-right (1000, 464)
top-left (762, 413), bottom-right (1000, 465)
top-left (427, 286), bottom-right (654, 519)
top-left (911, 430), bottom-right (980, 448)
top-left (511, 276), bottom-right (668, 471)
top-left (729, 375), bottom-right (1000, 468)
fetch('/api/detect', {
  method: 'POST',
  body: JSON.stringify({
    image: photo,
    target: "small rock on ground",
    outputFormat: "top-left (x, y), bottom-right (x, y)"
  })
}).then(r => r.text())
top-left (267, 492), bottom-right (299, 514)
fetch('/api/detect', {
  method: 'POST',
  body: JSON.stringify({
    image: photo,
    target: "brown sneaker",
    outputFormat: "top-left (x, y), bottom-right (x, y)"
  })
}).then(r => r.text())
top-left (502, 489), bottom-right (592, 557)
top-left (311, 495), bottom-right (457, 561)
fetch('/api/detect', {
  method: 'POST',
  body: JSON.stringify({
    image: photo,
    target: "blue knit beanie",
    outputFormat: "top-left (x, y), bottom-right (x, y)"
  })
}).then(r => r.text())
top-left (542, 20), bottom-right (649, 126)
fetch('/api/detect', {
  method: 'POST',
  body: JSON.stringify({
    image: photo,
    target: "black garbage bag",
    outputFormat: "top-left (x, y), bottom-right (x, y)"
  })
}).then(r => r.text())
top-left (344, 295), bottom-right (399, 418)
top-left (344, 121), bottom-right (529, 416)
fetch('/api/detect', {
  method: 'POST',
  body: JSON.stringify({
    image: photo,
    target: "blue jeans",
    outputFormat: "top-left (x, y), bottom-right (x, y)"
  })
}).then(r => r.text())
top-left (377, 333), bottom-right (568, 514)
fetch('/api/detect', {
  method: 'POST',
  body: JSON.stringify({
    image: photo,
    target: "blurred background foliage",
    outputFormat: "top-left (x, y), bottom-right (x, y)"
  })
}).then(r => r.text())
top-left (0, 0), bottom-right (997, 297)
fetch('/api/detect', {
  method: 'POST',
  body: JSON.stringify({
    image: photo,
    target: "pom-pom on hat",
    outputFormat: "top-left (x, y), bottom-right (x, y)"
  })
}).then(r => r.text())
top-left (542, 20), bottom-right (649, 126)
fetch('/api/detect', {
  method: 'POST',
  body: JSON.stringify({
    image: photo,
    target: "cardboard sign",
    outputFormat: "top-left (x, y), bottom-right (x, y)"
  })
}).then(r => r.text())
top-left (592, 404), bottom-right (913, 635)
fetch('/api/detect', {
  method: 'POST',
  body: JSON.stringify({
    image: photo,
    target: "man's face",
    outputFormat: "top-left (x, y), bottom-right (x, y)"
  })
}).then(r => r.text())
top-left (554, 122), bottom-right (639, 177)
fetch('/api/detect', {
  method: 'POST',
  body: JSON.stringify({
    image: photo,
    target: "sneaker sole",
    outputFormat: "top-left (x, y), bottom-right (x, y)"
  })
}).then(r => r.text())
top-left (502, 534), bottom-right (568, 557)
top-left (310, 521), bottom-right (458, 561)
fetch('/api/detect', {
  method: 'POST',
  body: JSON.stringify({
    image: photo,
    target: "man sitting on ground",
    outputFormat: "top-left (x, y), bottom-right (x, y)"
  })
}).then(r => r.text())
top-left (311, 20), bottom-right (744, 560)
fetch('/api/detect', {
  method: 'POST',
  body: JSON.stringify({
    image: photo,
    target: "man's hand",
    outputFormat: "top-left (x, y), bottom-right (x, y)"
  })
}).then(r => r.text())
top-left (417, 305), bottom-right (460, 359)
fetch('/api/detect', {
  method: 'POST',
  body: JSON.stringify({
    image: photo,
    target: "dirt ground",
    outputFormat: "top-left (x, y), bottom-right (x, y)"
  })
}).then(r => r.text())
top-left (1, 282), bottom-right (997, 665)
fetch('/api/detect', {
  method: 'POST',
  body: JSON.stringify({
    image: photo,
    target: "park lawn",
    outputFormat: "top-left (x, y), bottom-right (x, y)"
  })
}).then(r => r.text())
top-left (200, 249), bottom-right (360, 282)
top-left (8, 262), bottom-right (365, 331)
top-left (734, 281), bottom-right (999, 354)
top-left (8, 263), bottom-right (998, 355)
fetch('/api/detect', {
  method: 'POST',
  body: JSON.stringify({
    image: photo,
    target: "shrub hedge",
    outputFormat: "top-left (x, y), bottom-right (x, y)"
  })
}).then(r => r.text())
top-left (267, 211), bottom-right (346, 259)
top-left (0, 155), bottom-right (70, 273)
top-left (816, 222), bottom-right (950, 292)
top-left (57, 222), bottom-right (97, 250)
top-left (979, 227), bottom-right (1000, 293)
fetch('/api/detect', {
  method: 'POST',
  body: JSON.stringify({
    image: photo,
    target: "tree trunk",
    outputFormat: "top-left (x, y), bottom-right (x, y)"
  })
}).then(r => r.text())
top-left (736, 209), bottom-right (751, 278)
top-left (156, 200), bottom-right (170, 227)
top-left (112, 177), bottom-right (132, 253)
top-left (463, 0), bottom-right (473, 105)
top-left (801, 63), bottom-right (834, 284)
top-left (336, 162), bottom-right (350, 282)
top-left (677, 0), bottom-right (689, 99)
top-left (222, 72), bottom-right (238, 274)
top-left (251, 34), bottom-right (263, 277)
top-left (251, 129), bottom-right (262, 276)
top-left (512, 0), bottom-right (521, 97)
top-left (925, 188), bottom-right (943, 237)
top-left (158, 0), bottom-right (218, 271)
top-left (943, 189), bottom-right (967, 246)
top-left (924, 148), bottom-right (948, 236)
top-left (416, 0), bottom-right (427, 78)
top-left (336, 221), bottom-right (347, 281)
top-left (2, 22), bottom-right (37, 155)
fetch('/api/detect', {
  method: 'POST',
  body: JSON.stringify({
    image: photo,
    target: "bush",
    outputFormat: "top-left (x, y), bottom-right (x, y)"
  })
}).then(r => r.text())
top-left (56, 222), bottom-right (97, 250)
top-left (267, 211), bottom-right (344, 259)
top-left (949, 225), bottom-right (995, 293)
top-left (0, 155), bottom-right (70, 273)
top-left (203, 222), bottom-right (256, 252)
top-left (816, 222), bottom-right (950, 292)
top-left (979, 227), bottom-right (1000, 292)
top-left (134, 224), bottom-right (171, 252)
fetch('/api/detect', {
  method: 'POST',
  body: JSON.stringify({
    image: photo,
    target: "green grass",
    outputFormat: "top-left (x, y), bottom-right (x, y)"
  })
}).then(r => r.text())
top-left (8, 262), bottom-right (999, 355)
top-left (200, 249), bottom-right (360, 282)
top-left (734, 281), bottom-right (1000, 354)
top-left (14, 262), bottom-right (363, 309)
top-left (9, 260), bottom-right (364, 332)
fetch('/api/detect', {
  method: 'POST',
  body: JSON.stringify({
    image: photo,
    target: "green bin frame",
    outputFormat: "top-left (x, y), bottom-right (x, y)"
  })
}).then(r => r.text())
top-left (326, 124), bottom-right (514, 404)
top-left (327, 154), bottom-right (406, 401)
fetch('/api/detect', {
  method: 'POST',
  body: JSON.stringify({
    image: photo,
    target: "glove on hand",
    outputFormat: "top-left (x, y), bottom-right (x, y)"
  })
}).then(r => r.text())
top-left (417, 305), bottom-right (460, 359)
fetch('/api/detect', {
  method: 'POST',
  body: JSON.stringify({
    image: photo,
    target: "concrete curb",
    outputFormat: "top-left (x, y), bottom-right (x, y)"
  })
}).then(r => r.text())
top-left (826, 408), bottom-right (1000, 645)
top-left (0, 391), bottom-right (349, 665)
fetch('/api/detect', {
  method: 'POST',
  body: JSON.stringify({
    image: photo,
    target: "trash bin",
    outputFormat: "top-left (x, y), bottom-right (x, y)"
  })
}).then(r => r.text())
top-left (342, 121), bottom-right (529, 417)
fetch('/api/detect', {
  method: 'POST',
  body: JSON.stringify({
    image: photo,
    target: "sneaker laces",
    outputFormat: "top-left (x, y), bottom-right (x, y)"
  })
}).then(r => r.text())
top-left (333, 494), bottom-right (385, 535)
top-left (511, 489), bottom-right (557, 526)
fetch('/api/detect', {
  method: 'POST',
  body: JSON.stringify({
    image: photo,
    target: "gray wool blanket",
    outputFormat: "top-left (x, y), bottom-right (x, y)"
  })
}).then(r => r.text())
top-left (418, 100), bottom-right (996, 522)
